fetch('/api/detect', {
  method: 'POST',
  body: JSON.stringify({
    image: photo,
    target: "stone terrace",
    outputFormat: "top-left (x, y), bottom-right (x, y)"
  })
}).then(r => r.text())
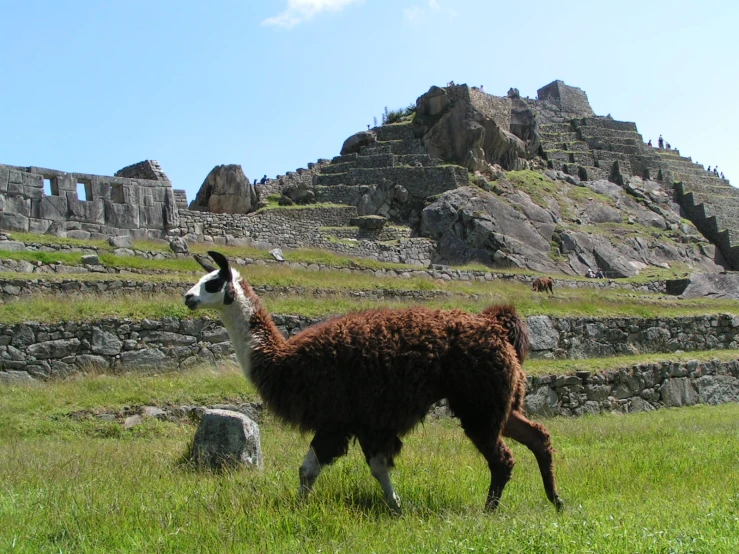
top-left (536, 114), bottom-right (739, 269)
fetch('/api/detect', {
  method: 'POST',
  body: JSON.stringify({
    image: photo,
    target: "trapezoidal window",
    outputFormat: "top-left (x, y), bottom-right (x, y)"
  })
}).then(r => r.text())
top-left (110, 183), bottom-right (125, 203)
top-left (76, 179), bottom-right (92, 202)
top-left (42, 177), bottom-right (59, 196)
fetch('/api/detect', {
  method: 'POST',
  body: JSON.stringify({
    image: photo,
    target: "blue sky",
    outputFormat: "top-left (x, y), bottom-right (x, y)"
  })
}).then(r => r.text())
top-left (1, 0), bottom-right (737, 203)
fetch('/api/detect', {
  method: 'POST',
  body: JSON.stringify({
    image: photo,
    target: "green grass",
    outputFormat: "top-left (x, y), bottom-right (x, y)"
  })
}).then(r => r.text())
top-left (1, 367), bottom-right (737, 553)
top-left (0, 231), bottom-right (700, 284)
top-left (1, 274), bottom-right (738, 324)
top-left (6, 232), bottom-right (171, 253)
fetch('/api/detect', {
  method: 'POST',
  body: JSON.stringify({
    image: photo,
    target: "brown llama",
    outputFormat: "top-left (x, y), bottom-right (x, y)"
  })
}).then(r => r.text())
top-left (532, 276), bottom-right (554, 295)
top-left (185, 251), bottom-right (563, 513)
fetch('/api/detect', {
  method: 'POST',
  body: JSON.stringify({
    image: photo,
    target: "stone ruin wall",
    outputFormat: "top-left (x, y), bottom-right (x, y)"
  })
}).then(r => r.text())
top-left (2, 314), bottom-right (737, 418)
top-left (0, 163), bottom-right (179, 240)
top-left (536, 80), bottom-right (595, 118)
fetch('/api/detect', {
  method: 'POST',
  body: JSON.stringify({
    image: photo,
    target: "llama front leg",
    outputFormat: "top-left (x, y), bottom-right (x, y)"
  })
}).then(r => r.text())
top-left (298, 448), bottom-right (321, 498)
top-left (368, 454), bottom-right (402, 514)
top-left (299, 429), bottom-right (351, 499)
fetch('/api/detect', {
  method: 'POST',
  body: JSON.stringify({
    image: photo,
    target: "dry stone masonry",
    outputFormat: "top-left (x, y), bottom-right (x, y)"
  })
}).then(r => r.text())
top-left (1, 315), bottom-right (737, 417)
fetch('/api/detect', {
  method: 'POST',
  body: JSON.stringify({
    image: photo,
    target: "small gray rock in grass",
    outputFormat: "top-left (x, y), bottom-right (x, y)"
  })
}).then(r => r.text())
top-left (192, 409), bottom-right (263, 470)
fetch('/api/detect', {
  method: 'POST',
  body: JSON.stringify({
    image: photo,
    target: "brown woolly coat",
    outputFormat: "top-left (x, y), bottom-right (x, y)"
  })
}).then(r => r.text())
top-left (532, 276), bottom-right (554, 294)
top-left (242, 282), bottom-right (525, 442)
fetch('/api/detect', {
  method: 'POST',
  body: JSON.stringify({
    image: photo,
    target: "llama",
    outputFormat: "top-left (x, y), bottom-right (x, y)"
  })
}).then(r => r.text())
top-left (532, 276), bottom-right (554, 295)
top-left (185, 251), bottom-right (563, 513)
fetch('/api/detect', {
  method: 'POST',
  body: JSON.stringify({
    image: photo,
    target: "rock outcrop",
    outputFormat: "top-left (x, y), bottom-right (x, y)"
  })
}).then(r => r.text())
top-left (413, 85), bottom-right (531, 172)
top-left (421, 170), bottom-right (723, 275)
top-left (189, 165), bottom-right (258, 214)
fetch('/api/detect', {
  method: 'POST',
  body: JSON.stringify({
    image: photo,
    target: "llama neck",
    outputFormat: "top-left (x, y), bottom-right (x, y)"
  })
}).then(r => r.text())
top-left (218, 280), bottom-right (285, 383)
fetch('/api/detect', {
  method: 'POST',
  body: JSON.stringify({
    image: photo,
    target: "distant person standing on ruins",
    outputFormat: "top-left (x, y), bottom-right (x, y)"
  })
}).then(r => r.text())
top-left (666, 142), bottom-right (671, 149)
top-left (708, 166), bottom-right (712, 172)
top-left (647, 139), bottom-right (652, 147)
top-left (658, 135), bottom-right (664, 148)
top-left (260, 174), bottom-right (267, 184)
top-left (721, 172), bottom-right (725, 179)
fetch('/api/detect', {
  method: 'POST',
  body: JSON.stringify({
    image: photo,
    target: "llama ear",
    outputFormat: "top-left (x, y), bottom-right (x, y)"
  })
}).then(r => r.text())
top-left (207, 251), bottom-right (232, 281)
top-left (194, 254), bottom-right (217, 273)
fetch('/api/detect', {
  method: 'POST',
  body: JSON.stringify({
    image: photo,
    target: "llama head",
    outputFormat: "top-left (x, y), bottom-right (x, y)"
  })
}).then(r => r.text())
top-left (185, 251), bottom-right (241, 311)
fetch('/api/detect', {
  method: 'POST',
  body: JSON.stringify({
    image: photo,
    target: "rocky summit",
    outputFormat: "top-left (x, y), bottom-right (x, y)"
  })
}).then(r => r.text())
top-left (0, 79), bottom-right (737, 283)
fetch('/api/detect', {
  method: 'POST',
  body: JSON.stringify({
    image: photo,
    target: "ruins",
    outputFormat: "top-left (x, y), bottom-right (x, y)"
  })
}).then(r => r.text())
top-left (1, 80), bottom-right (737, 272)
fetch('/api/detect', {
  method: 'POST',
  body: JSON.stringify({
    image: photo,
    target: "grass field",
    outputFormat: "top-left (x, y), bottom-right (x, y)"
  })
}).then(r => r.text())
top-left (1, 366), bottom-right (738, 553)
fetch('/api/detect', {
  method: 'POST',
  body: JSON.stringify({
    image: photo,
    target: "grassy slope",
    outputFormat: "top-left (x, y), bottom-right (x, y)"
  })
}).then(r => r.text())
top-left (0, 366), bottom-right (737, 553)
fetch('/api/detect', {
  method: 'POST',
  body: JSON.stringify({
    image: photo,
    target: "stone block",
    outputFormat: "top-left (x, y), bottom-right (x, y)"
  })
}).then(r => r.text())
top-left (119, 348), bottom-right (177, 371)
top-left (91, 328), bottom-right (123, 355)
top-left (660, 377), bottom-right (698, 407)
top-left (192, 409), bottom-right (263, 469)
top-left (0, 212), bottom-right (29, 232)
top-left (66, 230), bottom-right (92, 240)
top-left (1, 194), bottom-right (30, 216)
top-left (526, 316), bottom-right (560, 351)
top-left (0, 240), bottom-right (26, 252)
top-left (104, 201), bottom-right (139, 229)
top-left (139, 205), bottom-right (164, 228)
top-left (28, 219), bottom-right (52, 234)
top-left (0, 370), bottom-right (37, 384)
top-left (0, 166), bottom-right (9, 192)
top-left (108, 235), bottom-right (133, 248)
top-left (26, 338), bottom-right (81, 360)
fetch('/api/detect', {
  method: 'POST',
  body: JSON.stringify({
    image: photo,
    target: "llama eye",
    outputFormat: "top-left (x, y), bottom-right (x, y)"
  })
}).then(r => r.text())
top-left (204, 277), bottom-right (223, 293)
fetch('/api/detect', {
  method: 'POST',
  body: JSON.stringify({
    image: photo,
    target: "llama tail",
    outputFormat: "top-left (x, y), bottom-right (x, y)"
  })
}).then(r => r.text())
top-left (480, 304), bottom-right (529, 364)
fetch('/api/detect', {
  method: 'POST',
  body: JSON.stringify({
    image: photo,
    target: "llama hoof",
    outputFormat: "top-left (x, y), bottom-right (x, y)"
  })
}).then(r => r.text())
top-left (554, 496), bottom-right (564, 512)
top-left (387, 500), bottom-right (403, 516)
top-left (484, 498), bottom-right (500, 513)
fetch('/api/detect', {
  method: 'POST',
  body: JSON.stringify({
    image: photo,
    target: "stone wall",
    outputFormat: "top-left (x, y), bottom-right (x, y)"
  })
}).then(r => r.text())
top-left (468, 88), bottom-right (513, 131)
top-left (524, 358), bottom-right (739, 417)
top-left (2, 313), bottom-right (737, 379)
top-left (115, 160), bottom-right (170, 182)
top-left (2, 316), bottom-right (737, 417)
top-left (536, 80), bottom-right (595, 118)
top-left (0, 163), bottom-right (179, 239)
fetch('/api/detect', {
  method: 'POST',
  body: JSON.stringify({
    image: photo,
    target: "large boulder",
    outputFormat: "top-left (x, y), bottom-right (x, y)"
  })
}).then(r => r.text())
top-left (189, 165), bottom-right (258, 214)
top-left (281, 182), bottom-right (315, 205)
top-left (340, 131), bottom-right (377, 156)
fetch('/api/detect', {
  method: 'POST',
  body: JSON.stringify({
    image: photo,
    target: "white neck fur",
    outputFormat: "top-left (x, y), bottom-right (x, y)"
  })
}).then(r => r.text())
top-left (218, 278), bottom-right (258, 382)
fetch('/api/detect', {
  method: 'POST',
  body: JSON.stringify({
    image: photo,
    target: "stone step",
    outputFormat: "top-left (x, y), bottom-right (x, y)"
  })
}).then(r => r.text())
top-left (540, 131), bottom-right (581, 144)
top-left (374, 123), bottom-right (416, 142)
top-left (539, 122), bottom-right (574, 134)
top-left (573, 117), bottom-right (639, 133)
top-left (578, 127), bottom-right (643, 141)
top-left (380, 139), bottom-right (427, 156)
top-left (320, 161), bottom-right (358, 174)
top-left (546, 160), bottom-right (608, 181)
top-left (315, 173), bottom-right (349, 186)
top-left (360, 144), bottom-right (393, 155)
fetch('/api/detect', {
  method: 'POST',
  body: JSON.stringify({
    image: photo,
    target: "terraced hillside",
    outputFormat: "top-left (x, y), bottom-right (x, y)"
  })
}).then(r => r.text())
top-left (1, 232), bottom-right (738, 418)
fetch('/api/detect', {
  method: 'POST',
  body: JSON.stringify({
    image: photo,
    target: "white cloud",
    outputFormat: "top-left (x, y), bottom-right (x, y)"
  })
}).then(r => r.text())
top-left (263, 0), bottom-right (364, 28)
top-left (404, 0), bottom-right (454, 25)
top-left (403, 5), bottom-right (424, 25)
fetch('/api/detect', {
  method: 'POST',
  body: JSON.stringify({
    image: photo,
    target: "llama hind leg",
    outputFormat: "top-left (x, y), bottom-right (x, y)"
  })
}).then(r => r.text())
top-left (299, 429), bottom-right (350, 498)
top-left (503, 410), bottom-right (563, 511)
top-left (359, 436), bottom-right (403, 513)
